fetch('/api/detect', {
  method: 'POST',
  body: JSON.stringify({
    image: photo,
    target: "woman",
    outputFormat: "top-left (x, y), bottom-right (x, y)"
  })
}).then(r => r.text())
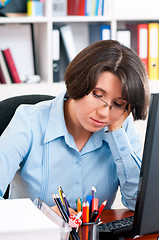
top-left (0, 40), bottom-right (150, 212)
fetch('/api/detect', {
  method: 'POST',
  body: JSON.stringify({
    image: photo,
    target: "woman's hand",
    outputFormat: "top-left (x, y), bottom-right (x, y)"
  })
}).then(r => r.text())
top-left (108, 105), bottom-right (131, 132)
top-left (51, 205), bottom-right (77, 217)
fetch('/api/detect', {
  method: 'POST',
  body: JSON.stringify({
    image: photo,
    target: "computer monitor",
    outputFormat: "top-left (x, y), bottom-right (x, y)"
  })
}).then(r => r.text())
top-left (133, 93), bottom-right (159, 236)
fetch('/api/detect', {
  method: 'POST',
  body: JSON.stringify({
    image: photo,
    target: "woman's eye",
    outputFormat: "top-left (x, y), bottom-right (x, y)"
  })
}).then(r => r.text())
top-left (92, 91), bottom-right (103, 98)
top-left (113, 102), bottom-right (122, 107)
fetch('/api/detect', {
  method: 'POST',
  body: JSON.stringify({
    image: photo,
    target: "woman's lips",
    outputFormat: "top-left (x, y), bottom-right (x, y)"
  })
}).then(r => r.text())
top-left (90, 117), bottom-right (106, 127)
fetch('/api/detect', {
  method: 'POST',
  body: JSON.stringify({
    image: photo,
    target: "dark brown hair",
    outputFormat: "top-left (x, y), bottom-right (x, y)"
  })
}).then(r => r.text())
top-left (65, 40), bottom-right (150, 120)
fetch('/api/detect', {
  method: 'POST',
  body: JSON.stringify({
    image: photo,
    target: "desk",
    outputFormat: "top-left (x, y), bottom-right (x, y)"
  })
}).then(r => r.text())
top-left (100, 209), bottom-right (159, 240)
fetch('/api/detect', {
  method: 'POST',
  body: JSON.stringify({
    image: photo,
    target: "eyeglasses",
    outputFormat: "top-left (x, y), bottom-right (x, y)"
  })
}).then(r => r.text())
top-left (90, 90), bottom-right (129, 115)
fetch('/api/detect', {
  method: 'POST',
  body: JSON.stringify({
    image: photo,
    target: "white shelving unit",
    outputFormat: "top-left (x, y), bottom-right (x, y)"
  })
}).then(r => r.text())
top-left (0, 0), bottom-right (159, 100)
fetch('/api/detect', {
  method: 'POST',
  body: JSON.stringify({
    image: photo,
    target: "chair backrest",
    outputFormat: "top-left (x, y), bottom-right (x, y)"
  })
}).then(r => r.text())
top-left (0, 94), bottom-right (55, 136)
top-left (0, 94), bottom-right (55, 198)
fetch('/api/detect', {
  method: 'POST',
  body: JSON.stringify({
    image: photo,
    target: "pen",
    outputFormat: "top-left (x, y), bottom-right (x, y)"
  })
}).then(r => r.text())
top-left (86, 195), bottom-right (92, 212)
top-left (63, 193), bottom-right (70, 216)
top-left (52, 193), bottom-right (69, 223)
top-left (52, 194), bottom-right (80, 240)
top-left (58, 186), bottom-right (65, 205)
top-left (89, 210), bottom-right (99, 222)
top-left (92, 186), bottom-right (96, 198)
top-left (59, 185), bottom-right (70, 207)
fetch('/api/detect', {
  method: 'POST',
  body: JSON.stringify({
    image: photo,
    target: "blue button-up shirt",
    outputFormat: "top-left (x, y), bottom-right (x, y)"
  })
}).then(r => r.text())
top-left (0, 91), bottom-right (142, 210)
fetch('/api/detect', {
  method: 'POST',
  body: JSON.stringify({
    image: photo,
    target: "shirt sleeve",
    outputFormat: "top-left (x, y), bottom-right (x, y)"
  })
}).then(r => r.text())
top-left (105, 115), bottom-right (142, 210)
top-left (0, 105), bottom-right (32, 198)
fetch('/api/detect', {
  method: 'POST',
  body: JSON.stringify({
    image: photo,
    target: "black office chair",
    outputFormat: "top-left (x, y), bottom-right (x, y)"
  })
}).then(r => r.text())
top-left (0, 94), bottom-right (55, 199)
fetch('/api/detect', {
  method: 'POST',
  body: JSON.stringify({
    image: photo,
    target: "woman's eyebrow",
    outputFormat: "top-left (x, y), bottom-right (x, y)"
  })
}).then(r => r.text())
top-left (94, 87), bottom-right (107, 94)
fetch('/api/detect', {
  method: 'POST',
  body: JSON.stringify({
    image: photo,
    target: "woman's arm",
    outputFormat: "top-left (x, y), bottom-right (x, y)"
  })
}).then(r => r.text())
top-left (0, 105), bottom-right (32, 198)
top-left (105, 115), bottom-right (142, 210)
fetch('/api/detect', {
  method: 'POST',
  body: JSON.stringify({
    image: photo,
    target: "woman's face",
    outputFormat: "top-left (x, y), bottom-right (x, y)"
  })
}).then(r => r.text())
top-left (73, 71), bottom-right (127, 133)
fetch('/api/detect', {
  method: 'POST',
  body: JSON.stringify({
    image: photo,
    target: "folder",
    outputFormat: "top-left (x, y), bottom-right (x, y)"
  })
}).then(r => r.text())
top-left (117, 29), bottom-right (131, 48)
top-left (137, 24), bottom-right (148, 73)
top-left (89, 23), bottom-right (101, 44)
top-left (60, 25), bottom-right (77, 62)
top-left (101, 24), bottom-right (111, 40)
top-left (126, 23), bottom-right (138, 52)
top-left (148, 23), bottom-right (159, 80)
top-left (52, 27), bottom-right (60, 82)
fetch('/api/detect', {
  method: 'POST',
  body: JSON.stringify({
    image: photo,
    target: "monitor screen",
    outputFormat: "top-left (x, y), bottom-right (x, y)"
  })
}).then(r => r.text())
top-left (133, 93), bottom-right (159, 236)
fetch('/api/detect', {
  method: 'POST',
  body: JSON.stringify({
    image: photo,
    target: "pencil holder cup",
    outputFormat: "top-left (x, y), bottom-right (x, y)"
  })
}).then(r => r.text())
top-left (79, 221), bottom-right (99, 240)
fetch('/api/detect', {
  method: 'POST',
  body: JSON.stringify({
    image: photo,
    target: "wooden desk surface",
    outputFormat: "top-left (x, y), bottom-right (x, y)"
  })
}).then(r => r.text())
top-left (100, 209), bottom-right (159, 240)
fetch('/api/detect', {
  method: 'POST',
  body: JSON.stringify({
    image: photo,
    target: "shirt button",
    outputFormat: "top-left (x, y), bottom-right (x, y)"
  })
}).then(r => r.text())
top-left (120, 147), bottom-right (125, 151)
top-left (75, 160), bottom-right (80, 165)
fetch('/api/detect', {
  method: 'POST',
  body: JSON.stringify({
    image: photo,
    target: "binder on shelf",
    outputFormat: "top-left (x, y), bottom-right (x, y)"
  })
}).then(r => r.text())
top-left (117, 29), bottom-right (131, 48)
top-left (89, 24), bottom-right (101, 44)
top-left (126, 23), bottom-right (138, 53)
top-left (52, 27), bottom-right (60, 82)
top-left (67, 0), bottom-right (85, 15)
top-left (52, 0), bottom-right (67, 16)
top-left (148, 23), bottom-right (159, 80)
top-left (101, 24), bottom-right (111, 40)
top-left (89, 24), bottom-right (111, 44)
top-left (60, 25), bottom-right (77, 62)
top-left (137, 24), bottom-right (148, 72)
top-left (0, 50), bottom-right (12, 84)
top-left (2, 48), bottom-right (21, 83)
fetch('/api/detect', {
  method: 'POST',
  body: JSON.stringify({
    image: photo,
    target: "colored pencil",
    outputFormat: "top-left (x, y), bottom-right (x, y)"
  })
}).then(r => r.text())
top-left (95, 200), bottom-right (107, 221)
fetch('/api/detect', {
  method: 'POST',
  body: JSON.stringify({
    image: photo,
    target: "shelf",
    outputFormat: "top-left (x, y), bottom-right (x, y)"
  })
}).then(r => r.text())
top-left (52, 16), bottom-right (111, 23)
top-left (0, 16), bottom-right (49, 24)
top-left (0, 82), bottom-right (66, 101)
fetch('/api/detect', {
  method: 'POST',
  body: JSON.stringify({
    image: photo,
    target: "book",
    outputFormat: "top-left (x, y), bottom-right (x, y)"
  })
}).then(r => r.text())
top-left (2, 48), bottom-right (21, 83)
top-left (52, 27), bottom-right (60, 82)
top-left (0, 50), bottom-right (12, 84)
top-left (0, 198), bottom-right (69, 240)
top-left (67, 0), bottom-right (85, 16)
top-left (148, 23), bottom-right (159, 80)
top-left (0, 24), bottom-right (35, 81)
top-left (0, 66), bottom-right (6, 84)
top-left (85, 0), bottom-right (92, 16)
top-left (60, 25), bottom-right (77, 62)
top-left (52, 0), bottom-right (67, 16)
top-left (137, 24), bottom-right (148, 72)
top-left (96, 0), bottom-right (104, 16)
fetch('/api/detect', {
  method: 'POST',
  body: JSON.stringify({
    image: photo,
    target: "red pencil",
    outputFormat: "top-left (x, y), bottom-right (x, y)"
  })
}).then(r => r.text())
top-left (95, 200), bottom-right (107, 221)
